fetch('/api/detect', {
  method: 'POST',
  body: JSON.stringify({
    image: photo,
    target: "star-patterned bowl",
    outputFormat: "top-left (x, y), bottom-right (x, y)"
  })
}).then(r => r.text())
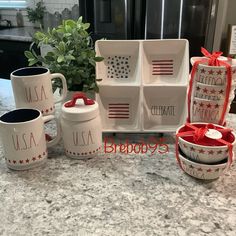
top-left (194, 82), bottom-right (235, 101)
top-left (178, 148), bottom-right (230, 180)
top-left (190, 56), bottom-right (236, 86)
top-left (176, 123), bottom-right (236, 164)
top-left (190, 97), bottom-right (232, 124)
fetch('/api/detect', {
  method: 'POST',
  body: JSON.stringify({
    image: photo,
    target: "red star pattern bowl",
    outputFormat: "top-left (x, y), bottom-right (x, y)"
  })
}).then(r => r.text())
top-left (190, 97), bottom-right (232, 124)
top-left (190, 97), bottom-right (230, 124)
top-left (190, 56), bottom-right (236, 86)
top-left (194, 82), bottom-right (236, 101)
top-left (178, 148), bottom-right (231, 180)
top-left (176, 123), bottom-right (236, 164)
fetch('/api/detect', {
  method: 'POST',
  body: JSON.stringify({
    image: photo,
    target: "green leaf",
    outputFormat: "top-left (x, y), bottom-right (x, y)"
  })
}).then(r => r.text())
top-left (89, 59), bottom-right (96, 67)
top-left (45, 55), bottom-right (55, 62)
top-left (83, 23), bottom-right (90, 30)
top-left (66, 19), bottom-right (76, 27)
top-left (24, 51), bottom-right (34, 59)
top-left (94, 56), bottom-right (104, 62)
top-left (65, 55), bottom-right (76, 60)
top-left (65, 25), bottom-right (72, 32)
top-left (34, 31), bottom-right (46, 41)
top-left (28, 58), bottom-right (38, 66)
top-left (57, 55), bottom-right (64, 63)
top-left (64, 33), bottom-right (72, 37)
top-left (58, 41), bottom-right (66, 53)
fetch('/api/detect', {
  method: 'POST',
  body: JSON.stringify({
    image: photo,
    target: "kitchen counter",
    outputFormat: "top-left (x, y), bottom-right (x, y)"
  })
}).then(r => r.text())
top-left (0, 26), bottom-right (36, 42)
top-left (0, 78), bottom-right (236, 236)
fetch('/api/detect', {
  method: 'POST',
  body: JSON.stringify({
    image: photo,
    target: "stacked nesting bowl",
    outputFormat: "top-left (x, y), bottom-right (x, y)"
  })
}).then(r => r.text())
top-left (176, 123), bottom-right (236, 180)
top-left (189, 57), bottom-right (236, 125)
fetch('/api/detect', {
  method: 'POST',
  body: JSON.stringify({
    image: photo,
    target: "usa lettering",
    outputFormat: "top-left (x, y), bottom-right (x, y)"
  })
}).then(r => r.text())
top-left (183, 166), bottom-right (206, 179)
top-left (12, 132), bottom-right (37, 151)
top-left (25, 85), bottom-right (48, 103)
top-left (72, 130), bottom-right (94, 146)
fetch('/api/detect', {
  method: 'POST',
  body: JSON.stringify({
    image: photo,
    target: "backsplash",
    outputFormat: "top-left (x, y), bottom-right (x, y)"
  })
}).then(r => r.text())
top-left (0, 0), bottom-right (79, 27)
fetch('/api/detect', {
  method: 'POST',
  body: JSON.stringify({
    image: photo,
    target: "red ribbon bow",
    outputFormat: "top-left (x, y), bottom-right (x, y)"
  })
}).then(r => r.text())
top-left (201, 47), bottom-right (223, 66)
top-left (191, 123), bottom-right (215, 142)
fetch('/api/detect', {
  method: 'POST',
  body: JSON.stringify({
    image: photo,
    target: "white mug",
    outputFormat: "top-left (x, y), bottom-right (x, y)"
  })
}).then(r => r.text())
top-left (11, 67), bottom-right (67, 115)
top-left (0, 108), bottom-right (61, 170)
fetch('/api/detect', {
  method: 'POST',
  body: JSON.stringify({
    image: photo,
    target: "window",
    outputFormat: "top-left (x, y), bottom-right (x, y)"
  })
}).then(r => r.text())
top-left (0, 1), bottom-right (27, 9)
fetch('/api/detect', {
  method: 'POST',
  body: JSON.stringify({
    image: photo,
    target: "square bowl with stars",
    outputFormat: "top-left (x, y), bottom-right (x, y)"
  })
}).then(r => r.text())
top-left (95, 40), bottom-right (141, 86)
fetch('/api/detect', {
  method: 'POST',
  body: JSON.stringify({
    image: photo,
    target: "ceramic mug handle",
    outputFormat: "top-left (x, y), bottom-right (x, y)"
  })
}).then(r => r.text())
top-left (50, 73), bottom-right (68, 104)
top-left (42, 115), bottom-right (61, 147)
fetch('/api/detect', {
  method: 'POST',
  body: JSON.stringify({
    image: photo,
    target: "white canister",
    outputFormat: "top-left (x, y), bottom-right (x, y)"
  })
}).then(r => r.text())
top-left (61, 92), bottom-right (102, 159)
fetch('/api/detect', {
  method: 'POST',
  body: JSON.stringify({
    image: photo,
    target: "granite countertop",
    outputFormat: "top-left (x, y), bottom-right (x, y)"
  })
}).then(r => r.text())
top-left (0, 78), bottom-right (236, 235)
top-left (0, 26), bottom-right (36, 42)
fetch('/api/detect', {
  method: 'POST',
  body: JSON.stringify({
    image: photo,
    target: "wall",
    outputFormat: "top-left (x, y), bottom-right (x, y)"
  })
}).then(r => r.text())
top-left (0, 0), bottom-right (78, 27)
top-left (224, 0), bottom-right (236, 31)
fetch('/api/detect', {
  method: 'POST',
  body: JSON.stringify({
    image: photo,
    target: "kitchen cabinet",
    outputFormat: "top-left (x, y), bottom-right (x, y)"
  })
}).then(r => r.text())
top-left (0, 40), bottom-right (32, 79)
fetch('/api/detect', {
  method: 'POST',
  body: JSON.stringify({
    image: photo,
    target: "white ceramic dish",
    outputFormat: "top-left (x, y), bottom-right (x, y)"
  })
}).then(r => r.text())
top-left (176, 123), bottom-right (236, 164)
top-left (190, 97), bottom-right (231, 123)
top-left (142, 39), bottom-right (189, 85)
top-left (96, 85), bottom-right (141, 131)
top-left (143, 85), bottom-right (187, 132)
top-left (95, 39), bottom-right (189, 132)
top-left (178, 149), bottom-right (231, 180)
top-left (95, 40), bottom-right (140, 85)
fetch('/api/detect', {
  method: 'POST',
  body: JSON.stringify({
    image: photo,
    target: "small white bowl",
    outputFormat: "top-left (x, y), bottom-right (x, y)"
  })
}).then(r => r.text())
top-left (190, 97), bottom-right (232, 124)
top-left (190, 56), bottom-right (236, 86)
top-left (176, 123), bottom-right (236, 164)
top-left (178, 149), bottom-right (231, 180)
top-left (194, 82), bottom-right (235, 101)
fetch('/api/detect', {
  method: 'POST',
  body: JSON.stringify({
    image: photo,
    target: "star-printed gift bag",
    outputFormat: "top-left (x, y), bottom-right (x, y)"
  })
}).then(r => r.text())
top-left (188, 48), bottom-right (236, 126)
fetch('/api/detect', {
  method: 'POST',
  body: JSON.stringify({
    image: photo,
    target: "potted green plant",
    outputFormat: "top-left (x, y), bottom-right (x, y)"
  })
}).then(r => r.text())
top-left (24, 17), bottom-right (103, 93)
top-left (26, 0), bottom-right (46, 29)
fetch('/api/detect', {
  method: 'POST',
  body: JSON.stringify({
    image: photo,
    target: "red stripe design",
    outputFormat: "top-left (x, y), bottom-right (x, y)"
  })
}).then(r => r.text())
top-left (152, 60), bottom-right (173, 62)
top-left (152, 70), bottom-right (173, 72)
top-left (109, 103), bottom-right (129, 105)
top-left (109, 110), bottom-right (129, 112)
top-left (108, 117), bottom-right (129, 119)
top-left (109, 106), bottom-right (129, 109)
top-left (152, 63), bottom-right (173, 66)
top-left (153, 67), bottom-right (173, 69)
top-left (152, 59), bottom-right (174, 75)
top-left (108, 103), bottom-right (129, 119)
top-left (152, 72), bottom-right (173, 75)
